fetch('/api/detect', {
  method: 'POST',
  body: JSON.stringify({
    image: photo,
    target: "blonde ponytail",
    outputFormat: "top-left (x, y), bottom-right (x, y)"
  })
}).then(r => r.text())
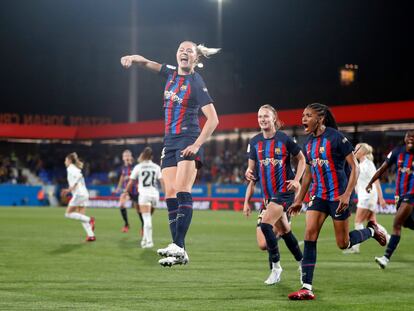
top-left (194, 43), bottom-right (220, 68)
top-left (66, 152), bottom-right (84, 169)
top-left (259, 104), bottom-right (283, 130)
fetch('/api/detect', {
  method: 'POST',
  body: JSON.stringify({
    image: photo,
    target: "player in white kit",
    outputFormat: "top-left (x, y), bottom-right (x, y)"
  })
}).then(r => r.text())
top-left (61, 152), bottom-right (96, 242)
top-left (124, 147), bottom-right (163, 248)
top-left (343, 143), bottom-right (388, 254)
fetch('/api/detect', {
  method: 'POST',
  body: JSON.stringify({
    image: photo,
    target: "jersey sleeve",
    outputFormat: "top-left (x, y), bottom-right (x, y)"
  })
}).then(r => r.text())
top-left (129, 165), bottom-right (139, 180)
top-left (285, 136), bottom-right (301, 156)
top-left (248, 140), bottom-right (257, 161)
top-left (303, 142), bottom-right (311, 165)
top-left (385, 147), bottom-right (400, 165)
top-left (159, 64), bottom-right (177, 78)
top-left (337, 132), bottom-right (354, 158)
top-left (194, 77), bottom-right (214, 108)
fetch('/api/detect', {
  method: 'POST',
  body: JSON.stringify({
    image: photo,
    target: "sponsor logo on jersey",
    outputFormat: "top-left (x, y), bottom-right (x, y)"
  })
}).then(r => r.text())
top-left (311, 158), bottom-right (330, 167)
top-left (164, 91), bottom-right (183, 104)
top-left (259, 158), bottom-right (283, 167)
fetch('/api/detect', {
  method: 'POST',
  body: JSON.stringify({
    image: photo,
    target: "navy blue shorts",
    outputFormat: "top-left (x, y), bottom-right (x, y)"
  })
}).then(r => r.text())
top-left (307, 196), bottom-right (350, 221)
top-left (128, 192), bottom-right (138, 203)
top-left (256, 193), bottom-right (294, 227)
top-left (396, 194), bottom-right (414, 230)
top-left (161, 136), bottom-right (204, 170)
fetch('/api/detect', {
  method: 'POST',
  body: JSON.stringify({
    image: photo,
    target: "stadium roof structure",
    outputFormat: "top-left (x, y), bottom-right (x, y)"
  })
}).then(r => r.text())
top-left (1, 100), bottom-right (413, 140)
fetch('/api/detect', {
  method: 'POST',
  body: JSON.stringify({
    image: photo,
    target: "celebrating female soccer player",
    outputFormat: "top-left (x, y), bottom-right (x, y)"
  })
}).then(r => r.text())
top-left (116, 150), bottom-right (140, 233)
top-left (61, 152), bottom-right (95, 242)
top-left (243, 105), bottom-right (305, 285)
top-left (124, 147), bottom-right (163, 248)
top-left (121, 41), bottom-right (219, 266)
top-left (366, 130), bottom-right (414, 269)
top-left (287, 103), bottom-right (386, 300)
top-left (343, 143), bottom-right (389, 254)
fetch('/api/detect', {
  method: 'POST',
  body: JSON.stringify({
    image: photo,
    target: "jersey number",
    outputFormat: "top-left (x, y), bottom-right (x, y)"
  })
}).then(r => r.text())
top-left (142, 171), bottom-right (156, 187)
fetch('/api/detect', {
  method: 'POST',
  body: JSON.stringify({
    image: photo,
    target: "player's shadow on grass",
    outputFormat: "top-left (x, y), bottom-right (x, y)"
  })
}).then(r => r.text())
top-left (49, 244), bottom-right (84, 255)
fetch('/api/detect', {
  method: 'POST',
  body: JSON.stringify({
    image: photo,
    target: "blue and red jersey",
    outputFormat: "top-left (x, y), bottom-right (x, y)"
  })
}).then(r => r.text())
top-left (120, 164), bottom-right (138, 195)
top-left (385, 146), bottom-right (414, 197)
top-left (303, 127), bottom-right (354, 201)
top-left (159, 64), bottom-right (213, 143)
top-left (248, 131), bottom-right (301, 200)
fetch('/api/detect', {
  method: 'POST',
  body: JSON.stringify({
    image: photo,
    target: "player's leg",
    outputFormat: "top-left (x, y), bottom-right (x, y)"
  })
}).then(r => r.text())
top-left (119, 193), bottom-right (129, 232)
top-left (376, 201), bottom-right (413, 268)
top-left (65, 201), bottom-right (95, 240)
top-left (162, 166), bottom-right (178, 241)
top-left (260, 202), bottom-right (284, 285)
top-left (288, 209), bottom-right (327, 300)
top-left (77, 206), bottom-right (95, 240)
top-left (139, 201), bottom-right (153, 248)
top-left (275, 213), bottom-right (303, 262)
top-left (173, 160), bottom-right (197, 249)
top-left (344, 207), bottom-right (372, 253)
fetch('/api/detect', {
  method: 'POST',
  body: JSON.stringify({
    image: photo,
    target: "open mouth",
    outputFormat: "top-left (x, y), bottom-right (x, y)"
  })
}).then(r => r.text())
top-left (180, 55), bottom-right (189, 66)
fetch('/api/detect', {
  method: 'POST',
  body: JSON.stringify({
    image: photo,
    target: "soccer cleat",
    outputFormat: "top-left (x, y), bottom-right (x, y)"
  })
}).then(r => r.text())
top-left (375, 256), bottom-right (389, 269)
top-left (86, 236), bottom-right (96, 242)
top-left (343, 246), bottom-right (360, 254)
top-left (121, 225), bottom-right (129, 233)
top-left (159, 251), bottom-right (189, 267)
top-left (264, 267), bottom-right (283, 285)
top-left (367, 221), bottom-right (387, 246)
top-left (143, 241), bottom-right (154, 249)
top-left (157, 243), bottom-right (185, 258)
top-left (90, 217), bottom-right (95, 232)
top-left (288, 288), bottom-right (315, 300)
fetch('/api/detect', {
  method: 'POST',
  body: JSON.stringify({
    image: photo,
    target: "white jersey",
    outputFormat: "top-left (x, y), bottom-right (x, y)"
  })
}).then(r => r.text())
top-left (67, 164), bottom-right (89, 197)
top-left (130, 160), bottom-right (162, 197)
top-left (356, 158), bottom-right (377, 200)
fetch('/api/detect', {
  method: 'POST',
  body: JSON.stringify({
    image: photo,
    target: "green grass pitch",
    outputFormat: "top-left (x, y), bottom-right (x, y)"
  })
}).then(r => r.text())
top-left (0, 207), bottom-right (413, 310)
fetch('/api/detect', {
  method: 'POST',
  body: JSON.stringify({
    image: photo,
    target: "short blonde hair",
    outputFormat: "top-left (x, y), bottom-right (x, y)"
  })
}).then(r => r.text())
top-left (357, 143), bottom-right (374, 161)
top-left (259, 104), bottom-right (283, 130)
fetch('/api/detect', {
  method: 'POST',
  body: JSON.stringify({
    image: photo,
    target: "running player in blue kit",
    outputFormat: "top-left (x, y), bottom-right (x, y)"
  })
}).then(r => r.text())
top-left (244, 105), bottom-right (305, 285)
top-left (366, 130), bottom-right (414, 269)
top-left (121, 41), bottom-right (219, 266)
top-left (115, 150), bottom-right (140, 233)
top-left (287, 103), bottom-right (386, 300)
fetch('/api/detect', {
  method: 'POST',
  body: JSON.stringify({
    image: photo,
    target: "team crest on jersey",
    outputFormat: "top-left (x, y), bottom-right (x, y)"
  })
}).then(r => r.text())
top-left (319, 147), bottom-right (325, 153)
top-left (180, 85), bottom-right (188, 91)
top-left (275, 148), bottom-right (281, 155)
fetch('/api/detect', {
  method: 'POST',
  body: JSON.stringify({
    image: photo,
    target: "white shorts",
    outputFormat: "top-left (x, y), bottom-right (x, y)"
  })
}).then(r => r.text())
top-left (138, 194), bottom-right (159, 207)
top-left (68, 195), bottom-right (89, 207)
top-left (357, 193), bottom-right (377, 212)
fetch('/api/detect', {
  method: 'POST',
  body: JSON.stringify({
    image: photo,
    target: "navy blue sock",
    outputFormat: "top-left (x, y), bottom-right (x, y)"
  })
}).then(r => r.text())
top-left (281, 231), bottom-right (303, 262)
top-left (120, 208), bottom-right (129, 226)
top-left (260, 223), bottom-right (280, 263)
top-left (302, 240), bottom-right (317, 285)
top-left (349, 228), bottom-right (371, 247)
top-left (385, 234), bottom-right (401, 259)
top-left (166, 198), bottom-right (178, 241)
top-left (174, 192), bottom-right (193, 248)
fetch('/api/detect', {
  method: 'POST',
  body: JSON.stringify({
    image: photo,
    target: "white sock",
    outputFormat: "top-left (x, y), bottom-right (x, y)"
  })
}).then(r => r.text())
top-left (302, 283), bottom-right (312, 291)
top-left (355, 222), bottom-right (364, 230)
top-left (82, 222), bottom-right (95, 237)
top-left (368, 228), bottom-right (375, 236)
top-left (142, 212), bottom-right (152, 243)
top-left (65, 212), bottom-right (90, 223)
top-left (272, 261), bottom-right (282, 270)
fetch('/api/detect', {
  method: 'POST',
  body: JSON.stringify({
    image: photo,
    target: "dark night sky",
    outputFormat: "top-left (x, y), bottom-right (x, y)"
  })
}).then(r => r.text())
top-left (1, 0), bottom-right (413, 123)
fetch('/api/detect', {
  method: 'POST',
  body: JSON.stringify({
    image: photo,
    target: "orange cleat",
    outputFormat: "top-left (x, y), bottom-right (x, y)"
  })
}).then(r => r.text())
top-left (121, 225), bottom-right (129, 233)
top-left (86, 236), bottom-right (96, 242)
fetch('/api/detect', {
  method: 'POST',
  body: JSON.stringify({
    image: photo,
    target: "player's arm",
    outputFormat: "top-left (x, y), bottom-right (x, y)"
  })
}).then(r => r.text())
top-left (120, 55), bottom-right (162, 73)
top-left (287, 150), bottom-right (306, 192)
top-left (243, 180), bottom-right (256, 217)
top-left (245, 159), bottom-right (257, 181)
top-left (181, 104), bottom-right (219, 157)
top-left (374, 179), bottom-right (387, 208)
top-left (336, 153), bottom-right (360, 214)
top-left (287, 164), bottom-right (312, 216)
top-left (116, 174), bottom-right (124, 193)
top-left (366, 161), bottom-right (389, 193)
